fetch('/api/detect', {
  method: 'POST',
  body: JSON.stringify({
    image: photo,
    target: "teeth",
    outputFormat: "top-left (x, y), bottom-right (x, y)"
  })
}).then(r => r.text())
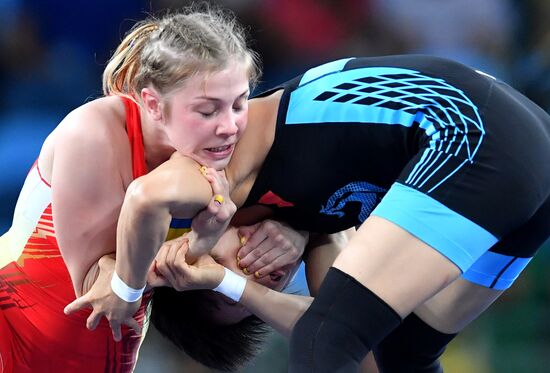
top-left (208, 145), bottom-right (230, 152)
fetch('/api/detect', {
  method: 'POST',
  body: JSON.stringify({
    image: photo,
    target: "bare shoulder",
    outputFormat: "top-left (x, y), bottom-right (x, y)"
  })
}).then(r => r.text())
top-left (58, 96), bottom-right (127, 143)
top-left (41, 96), bottom-right (132, 184)
top-left (53, 96), bottom-right (130, 163)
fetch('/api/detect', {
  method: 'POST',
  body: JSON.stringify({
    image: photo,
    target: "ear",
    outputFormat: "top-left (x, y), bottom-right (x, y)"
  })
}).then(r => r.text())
top-left (141, 87), bottom-right (164, 122)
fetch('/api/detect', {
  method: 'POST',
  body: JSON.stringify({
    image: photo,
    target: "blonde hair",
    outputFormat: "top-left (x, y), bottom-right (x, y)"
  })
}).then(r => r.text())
top-left (102, 6), bottom-right (261, 102)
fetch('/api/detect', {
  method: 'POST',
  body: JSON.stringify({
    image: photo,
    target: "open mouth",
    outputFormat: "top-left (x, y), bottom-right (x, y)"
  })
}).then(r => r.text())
top-left (206, 144), bottom-right (232, 153)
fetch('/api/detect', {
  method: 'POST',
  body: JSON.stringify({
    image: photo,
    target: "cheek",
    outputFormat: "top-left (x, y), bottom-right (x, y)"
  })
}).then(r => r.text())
top-left (236, 112), bottom-right (248, 130)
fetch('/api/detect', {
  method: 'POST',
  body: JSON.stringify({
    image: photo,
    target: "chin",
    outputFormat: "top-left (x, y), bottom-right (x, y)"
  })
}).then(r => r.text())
top-left (206, 158), bottom-right (231, 171)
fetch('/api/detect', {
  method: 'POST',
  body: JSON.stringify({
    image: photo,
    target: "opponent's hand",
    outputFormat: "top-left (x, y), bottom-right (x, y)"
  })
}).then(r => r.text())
top-left (64, 255), bottom-right (142, 342)
top-left (147, 236), bottom-right (225, 291)
top-left (236, 220), bottom-right (308, 278)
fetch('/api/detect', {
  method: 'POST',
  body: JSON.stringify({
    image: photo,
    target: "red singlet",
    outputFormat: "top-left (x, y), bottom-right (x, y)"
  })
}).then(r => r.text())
top-left (0, 97), bottom-right (150, 373)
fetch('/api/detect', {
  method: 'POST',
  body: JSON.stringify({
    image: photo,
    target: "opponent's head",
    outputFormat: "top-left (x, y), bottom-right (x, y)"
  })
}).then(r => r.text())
top-left (103, 5), bottom-right (261, 169)
top-left (151, 227), bottom-right (300, 371)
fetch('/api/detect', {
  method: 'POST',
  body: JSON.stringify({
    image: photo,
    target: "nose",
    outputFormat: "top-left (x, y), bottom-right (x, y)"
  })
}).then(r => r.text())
top-left (215, 110), bottom-right (240, 137)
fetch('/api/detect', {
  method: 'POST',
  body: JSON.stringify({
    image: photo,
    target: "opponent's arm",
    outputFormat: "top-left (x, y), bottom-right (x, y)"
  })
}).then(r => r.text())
top-left (241, 229), bottom-right (353, 336)
top-left (150, 228), bottom-right (351, 337)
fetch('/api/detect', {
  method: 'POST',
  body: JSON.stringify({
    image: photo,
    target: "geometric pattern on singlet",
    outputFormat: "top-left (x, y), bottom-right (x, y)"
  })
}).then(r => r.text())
top-left (313, 68), bottom-right (484, 193)
top-left (320, 181), bottom-right (386, 222)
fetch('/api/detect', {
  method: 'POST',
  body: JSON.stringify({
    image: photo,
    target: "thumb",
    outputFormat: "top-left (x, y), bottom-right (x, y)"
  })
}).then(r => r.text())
top-left (64, 295), bottom-right (90, 315)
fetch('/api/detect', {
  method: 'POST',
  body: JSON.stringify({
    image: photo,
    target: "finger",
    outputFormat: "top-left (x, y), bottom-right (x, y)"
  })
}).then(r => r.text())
top-left (64, 295), bottom-right (90, 315)
top-left (237, 227), bottom-right (268, 261)
top-left (206, 169), bottom-right (231, 204)
top-left (174, 244), bottom-right (190, 276)
top-left (111, 322), bottom-right (122, 342)
top-left (155, 243), bottom-right (178, 285)
top-left (86, 311), bottom-right (103, 331)
top-left (126, 317), bottom-right (142, 336)
top-left (204, 168), bottom-right (224, 193)
top-left (239, 238), bottom-right (274, 269)
top-left (166, 241), bottom-right (179, 269)
top-left (236, 225), bottom-right (254, 246)
top-left (205, 194), bottom-right (223, 216)
top-left (247, 243), bottom-right (289, 273)
top-left (252, 253), bottom-right (289, 279)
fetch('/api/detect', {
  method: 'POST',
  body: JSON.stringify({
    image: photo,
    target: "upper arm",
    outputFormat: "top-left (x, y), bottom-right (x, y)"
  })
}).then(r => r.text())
top-left (51, 106), bottom-right (129, 295)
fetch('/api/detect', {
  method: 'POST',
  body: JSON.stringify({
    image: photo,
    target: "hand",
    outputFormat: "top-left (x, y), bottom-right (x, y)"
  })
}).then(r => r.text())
top-left (147, 236), bottom-right (225, 291)
top-left (188, 167), bottom-right (237, 259)
top-left (237, 220), bottom-right (308, 278)
top-left (64, 255), bottom-right (142, 342)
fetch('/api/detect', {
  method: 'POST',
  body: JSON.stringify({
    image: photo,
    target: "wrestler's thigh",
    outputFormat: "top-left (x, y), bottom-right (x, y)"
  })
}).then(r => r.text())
top-left (414, 277), bottom-right (503, 334)
top-left (333, 215), bottom-right (461, 317)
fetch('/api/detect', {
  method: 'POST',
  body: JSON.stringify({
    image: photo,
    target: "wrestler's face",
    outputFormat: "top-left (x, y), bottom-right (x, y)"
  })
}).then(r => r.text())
top-left (204, 227), bottom-right (299, 325)
top-left (162, 61), bottom-right (250, 170)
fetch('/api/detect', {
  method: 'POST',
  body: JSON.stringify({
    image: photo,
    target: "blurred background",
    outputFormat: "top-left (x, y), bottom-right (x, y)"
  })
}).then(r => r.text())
top-left (1, 0), bottom-right (549, 372)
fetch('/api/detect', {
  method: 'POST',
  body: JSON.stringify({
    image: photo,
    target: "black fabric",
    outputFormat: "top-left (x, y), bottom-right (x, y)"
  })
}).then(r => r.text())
top-left (244, 55), bottom-right (550, 257)
top-left (373, 313), bottom-right (458, 373)
top-left (289, 267), bottom-right (402, 372)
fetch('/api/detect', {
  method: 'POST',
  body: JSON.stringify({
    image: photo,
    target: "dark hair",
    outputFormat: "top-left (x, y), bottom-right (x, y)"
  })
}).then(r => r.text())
top-left (151, 287), bottom-right (270, 371)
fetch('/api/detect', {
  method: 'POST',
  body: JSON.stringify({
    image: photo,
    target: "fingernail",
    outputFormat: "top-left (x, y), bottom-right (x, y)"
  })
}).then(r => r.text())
top-left (199, 166), bottom-right (207, 176)
top-left (239, 235), bottom-right (247, 246)
top-left (214, 194), bottom-right (224, 205)
top-left (254, 271), bottom-right (261, 279)
top-left (243, 267), bottom-right (250, 275)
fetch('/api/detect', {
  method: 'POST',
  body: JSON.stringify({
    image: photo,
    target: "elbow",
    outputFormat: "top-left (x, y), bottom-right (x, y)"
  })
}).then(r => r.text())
top-left (123, 177), bottom-right (171, 229)
top-left (125, 178), bottom-right (159, 215)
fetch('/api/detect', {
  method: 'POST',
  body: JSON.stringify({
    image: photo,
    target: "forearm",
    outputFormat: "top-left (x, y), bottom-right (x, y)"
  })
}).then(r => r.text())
top-left (81, 261), bottom-right (101, 295)
top-left (185, 230), bottom-right (222, 264)
top-left (240, 280), bottom-right (313, 337)
top-left (115, 181), bottom-right (171, 289)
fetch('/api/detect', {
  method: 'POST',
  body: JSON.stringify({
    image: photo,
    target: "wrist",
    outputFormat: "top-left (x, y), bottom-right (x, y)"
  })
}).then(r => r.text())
top-left (212, 267), bottom-right (247, 302)
top-left (186, 231), bottom-right (217, 261)
top-left (111, 270), bottom-right (146, 303)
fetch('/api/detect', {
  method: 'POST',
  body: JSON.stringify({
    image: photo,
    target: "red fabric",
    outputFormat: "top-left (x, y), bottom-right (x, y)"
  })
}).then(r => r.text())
top-left (0, 99), bottom-right (151, 372)
top-left (122, 96), bottom-right (148, 178)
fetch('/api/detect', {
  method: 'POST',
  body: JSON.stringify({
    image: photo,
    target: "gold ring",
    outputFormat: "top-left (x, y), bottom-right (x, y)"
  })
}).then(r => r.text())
top-left (214, 195), bottom-right (224, 204)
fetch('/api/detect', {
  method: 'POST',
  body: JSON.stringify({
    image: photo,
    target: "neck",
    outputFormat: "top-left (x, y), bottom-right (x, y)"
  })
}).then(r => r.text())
top-left (139, 108), bottom-right (176, 171)
top-left (228, 89), bottom-right (282, 207)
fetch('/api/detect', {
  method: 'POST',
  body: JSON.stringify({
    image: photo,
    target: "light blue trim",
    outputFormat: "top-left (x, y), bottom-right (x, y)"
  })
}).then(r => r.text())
top-left (282, 261), bottom-right (310, 296)
top-left (372, 182), bottom-right (498, 272)
top-left (299, 58), bottom-right (355, 86)
top-left (289, 67), bottom-right (421, 126)
top-left (462, 252), bottom-right (532, 290)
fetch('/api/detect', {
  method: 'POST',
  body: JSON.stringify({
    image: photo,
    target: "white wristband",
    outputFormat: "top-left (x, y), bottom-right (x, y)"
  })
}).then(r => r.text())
top-left (213, 268), bottom-right (247, 302)
top-left (110, 271), bottom-right (146, 303)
